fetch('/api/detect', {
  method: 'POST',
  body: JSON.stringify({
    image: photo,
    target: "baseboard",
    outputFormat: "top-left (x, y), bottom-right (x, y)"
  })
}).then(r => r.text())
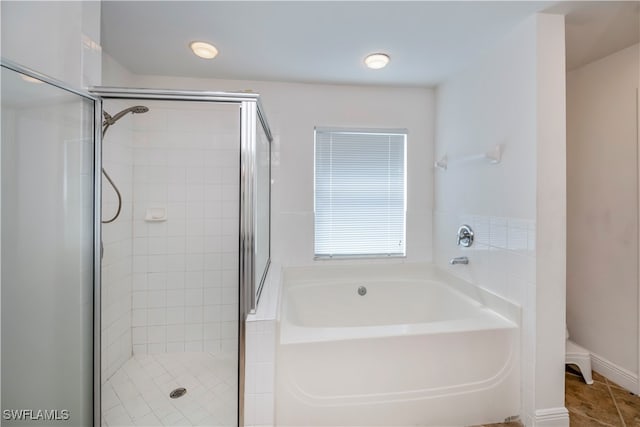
top-left (534, 407), bottom-right (569, 426)
top-left (590, 351), bottom-right (639, 394)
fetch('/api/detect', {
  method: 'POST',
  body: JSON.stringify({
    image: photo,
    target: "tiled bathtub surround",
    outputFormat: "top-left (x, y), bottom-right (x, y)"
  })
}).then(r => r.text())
top-left (434, 211), bottom-right (537, 421)
top-left (244, 320), bottom-right (276, 427)
top-left (244, 266), bottom-right (280, 427)
top-left (129, 101), bottom-right (240, 357)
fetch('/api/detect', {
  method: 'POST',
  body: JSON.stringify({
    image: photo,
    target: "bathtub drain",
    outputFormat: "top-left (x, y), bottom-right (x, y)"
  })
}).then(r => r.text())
top-left (169, 387), bottom-right (187, 399)
top-left (357, 286), bottom-right (367, 296)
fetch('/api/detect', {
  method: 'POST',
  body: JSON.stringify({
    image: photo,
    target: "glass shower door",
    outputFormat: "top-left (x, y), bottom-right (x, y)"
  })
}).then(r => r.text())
top-left (1, 64), bottom-right (97, 426)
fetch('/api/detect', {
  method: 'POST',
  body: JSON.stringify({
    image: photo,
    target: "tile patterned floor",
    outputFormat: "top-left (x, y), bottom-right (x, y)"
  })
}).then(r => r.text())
top-left (473, 424), bottom-right (522, 427)
top-left (102, 352), bottom-right (237, 427)
top-left (474, 366), bottom-right (640, 427)
top-left (565, 365), bottom-right (640, 426)
top-left (103, 355), bottom-right (639, 427)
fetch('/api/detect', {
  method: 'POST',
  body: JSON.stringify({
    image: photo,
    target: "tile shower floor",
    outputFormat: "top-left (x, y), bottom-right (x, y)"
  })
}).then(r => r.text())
top-left (102, 352), bottom-right (237, 427)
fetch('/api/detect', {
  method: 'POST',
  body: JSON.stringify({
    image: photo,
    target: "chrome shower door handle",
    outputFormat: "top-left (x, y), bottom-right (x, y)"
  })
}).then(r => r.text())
top-left (456, 224), bottom-right (474, 247)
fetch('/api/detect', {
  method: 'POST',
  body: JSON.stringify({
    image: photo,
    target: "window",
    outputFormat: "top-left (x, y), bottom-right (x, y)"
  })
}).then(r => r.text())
top-left (314, 128), bottom-right (407, 258)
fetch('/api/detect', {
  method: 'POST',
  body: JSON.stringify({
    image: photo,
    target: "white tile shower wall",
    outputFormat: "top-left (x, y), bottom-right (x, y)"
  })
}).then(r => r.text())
top-left (244, 320), bottom-right (276, 427)
top-left (102, 101), bottom-right (134, 381)
top-left (129, 101), bottom-right (240, 357)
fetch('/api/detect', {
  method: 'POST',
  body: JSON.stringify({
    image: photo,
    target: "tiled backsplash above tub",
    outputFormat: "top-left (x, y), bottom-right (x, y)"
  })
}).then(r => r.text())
top-left (434, 211), bottom-right (535, 305)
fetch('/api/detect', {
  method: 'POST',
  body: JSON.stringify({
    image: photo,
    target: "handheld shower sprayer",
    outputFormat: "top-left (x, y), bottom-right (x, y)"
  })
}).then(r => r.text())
top-left (102, 105), bottom-right (149, 224)
top-left (102, 105), bottom-right (149, 137)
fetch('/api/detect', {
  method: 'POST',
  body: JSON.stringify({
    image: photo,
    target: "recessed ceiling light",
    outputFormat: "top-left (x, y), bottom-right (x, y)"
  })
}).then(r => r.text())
top-left (364, 53), bottom-right (390, 69)
top-left (190, 41), bottom-right (219, 59)
top-left (20, 74), bottom-right (43, 84)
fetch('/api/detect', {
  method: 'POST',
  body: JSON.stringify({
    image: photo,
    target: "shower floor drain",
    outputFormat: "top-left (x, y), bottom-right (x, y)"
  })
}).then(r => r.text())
top-left (169, 387), bottom-right (187, 399)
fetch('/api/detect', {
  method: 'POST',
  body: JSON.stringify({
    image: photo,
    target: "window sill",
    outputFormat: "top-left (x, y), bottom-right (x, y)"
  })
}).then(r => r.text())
top-left (313, 254), bottom-right (406, 261)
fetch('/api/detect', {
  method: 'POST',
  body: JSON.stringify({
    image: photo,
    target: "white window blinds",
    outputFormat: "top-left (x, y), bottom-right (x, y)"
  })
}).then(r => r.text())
top-left (314, 128), bottom-right (407, 257)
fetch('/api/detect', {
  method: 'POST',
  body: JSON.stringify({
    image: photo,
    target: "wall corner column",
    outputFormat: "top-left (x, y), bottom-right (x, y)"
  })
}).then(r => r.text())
top-left (534, 12), bottom-right (569, 427)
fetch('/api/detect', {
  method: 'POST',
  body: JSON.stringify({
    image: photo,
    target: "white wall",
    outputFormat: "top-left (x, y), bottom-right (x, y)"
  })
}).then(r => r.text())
top-left (567, 44), bottom-right (639, 383)
top-left (534, 14), bottom-right (567, 424)
top-left (0, 0), bottom-right (101, 88)
top-left (102, 69), bottom-right (435, 267)
top-left (102, 52), bottom-right (135, 88)
top-left (434, 13), bottom-right (567, 426)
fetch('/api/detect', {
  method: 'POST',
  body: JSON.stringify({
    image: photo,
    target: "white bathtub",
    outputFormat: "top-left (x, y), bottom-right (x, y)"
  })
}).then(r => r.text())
top-left (276, 264), bottom-right (520, 427)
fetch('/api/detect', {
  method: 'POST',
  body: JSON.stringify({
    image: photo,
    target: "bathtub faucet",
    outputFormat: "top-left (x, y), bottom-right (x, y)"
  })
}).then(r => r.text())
top-left (449, 256), bottom-right (469, 265)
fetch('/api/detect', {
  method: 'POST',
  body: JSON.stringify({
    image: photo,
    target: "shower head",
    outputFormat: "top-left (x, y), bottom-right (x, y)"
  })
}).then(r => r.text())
top-left (103, 105), bottom-right (149, 127)
top-left (101, 104), bottom-right (149, 224)
top-left (130, 106), bottom-right (149, 114)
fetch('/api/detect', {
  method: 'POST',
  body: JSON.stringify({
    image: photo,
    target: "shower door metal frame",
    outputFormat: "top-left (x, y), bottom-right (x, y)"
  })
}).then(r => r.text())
top-left (90, 86), bottom-right (273, 427)
top-left (0, 58), bottom-right (103, 427)
top-left (636, 87), bottom-right (640, 396)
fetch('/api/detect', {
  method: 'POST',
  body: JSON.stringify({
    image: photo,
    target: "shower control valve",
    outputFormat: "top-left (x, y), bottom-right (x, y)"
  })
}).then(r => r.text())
top-left (456, 224), bottom-right (474, 247)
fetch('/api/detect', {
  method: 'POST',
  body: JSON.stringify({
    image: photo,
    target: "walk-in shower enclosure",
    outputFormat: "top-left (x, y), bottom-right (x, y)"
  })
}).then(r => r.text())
top-left (1, 60), bottom-right (272, 427)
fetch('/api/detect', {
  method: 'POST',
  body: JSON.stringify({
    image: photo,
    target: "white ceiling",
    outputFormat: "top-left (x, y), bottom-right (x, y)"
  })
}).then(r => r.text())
top-left (101, 1), bottom-right (639, 87)
top-left (559, 1), bottom-right (640, 70)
